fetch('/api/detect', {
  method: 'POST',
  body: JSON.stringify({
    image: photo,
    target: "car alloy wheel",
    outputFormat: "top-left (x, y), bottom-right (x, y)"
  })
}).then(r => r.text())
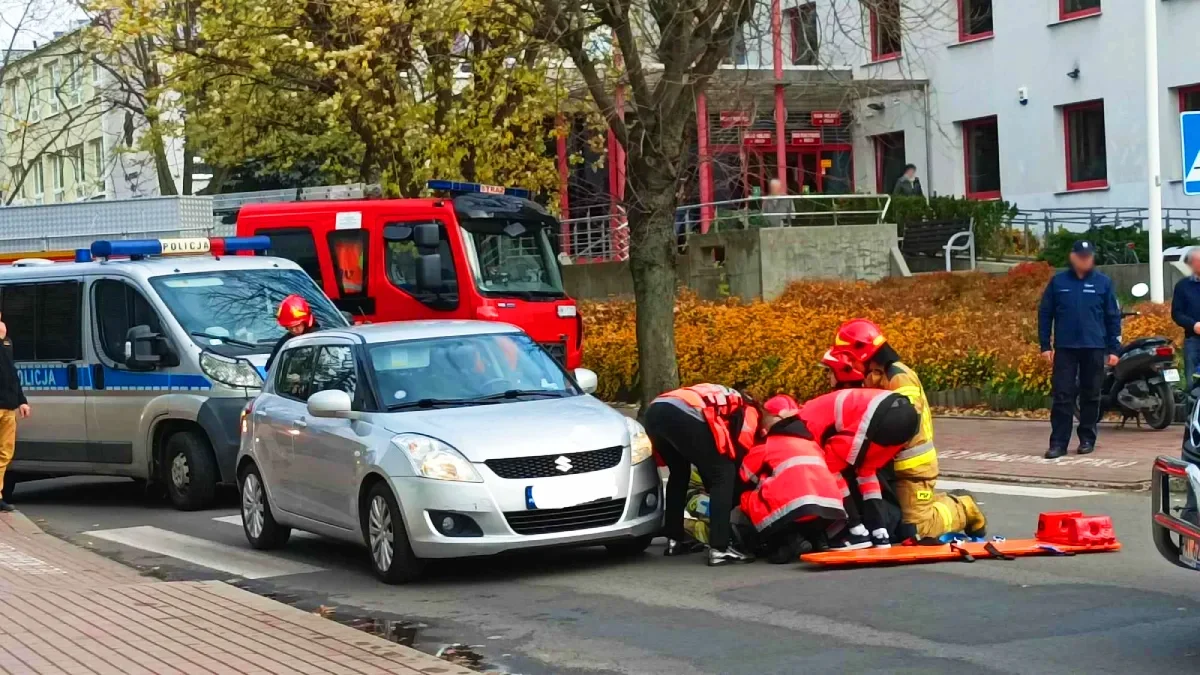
top-left (242, 473), bottom-right (265, 540)
top-left (369, 494), bottom-right (395, 573)
top-left (171, 453), bottom-right (190, 492)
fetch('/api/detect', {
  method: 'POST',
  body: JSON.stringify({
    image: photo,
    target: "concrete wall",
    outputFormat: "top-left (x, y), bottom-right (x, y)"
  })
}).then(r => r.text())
top-left (686, 229), bottom-right (763, 300)
top-left (1096, 263), bottom-right (1186, 299)
top-left (758, 223), bottom-right (895, 299)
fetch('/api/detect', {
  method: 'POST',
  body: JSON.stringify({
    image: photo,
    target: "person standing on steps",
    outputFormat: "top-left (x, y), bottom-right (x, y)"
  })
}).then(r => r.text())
top-left (1038, 240), bottom-right (1121, 459)
top-left (893, 164), bottom-right (924, 197)
top-left (0, 312), bottom-right (30, 512)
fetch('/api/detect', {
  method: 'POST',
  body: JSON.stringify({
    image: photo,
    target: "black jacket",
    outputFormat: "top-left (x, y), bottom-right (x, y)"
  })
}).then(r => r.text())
top-left (265, 322), bottom-right (320, 372)
top-left (0, 339), bottom-right (27, 410)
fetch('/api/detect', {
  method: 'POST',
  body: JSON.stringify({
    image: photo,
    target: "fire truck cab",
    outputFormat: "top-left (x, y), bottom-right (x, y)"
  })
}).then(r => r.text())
top-left (235, 182), bottom-right (582, 368)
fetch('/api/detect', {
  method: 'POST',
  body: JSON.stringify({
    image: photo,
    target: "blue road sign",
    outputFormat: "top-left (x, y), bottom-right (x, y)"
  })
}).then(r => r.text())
top-left (1181, 112), bottom-right (1200, 196)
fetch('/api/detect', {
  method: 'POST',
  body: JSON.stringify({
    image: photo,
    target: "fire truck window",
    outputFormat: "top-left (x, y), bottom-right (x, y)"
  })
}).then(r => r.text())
top-left (93, 279), bottom-right (165, 365)
top-left (328, 230), bottom-right (368, 297)
top-left (258, 228), bottom-right (323, 286)
top-left (384, 221), bottom-right (459, 308)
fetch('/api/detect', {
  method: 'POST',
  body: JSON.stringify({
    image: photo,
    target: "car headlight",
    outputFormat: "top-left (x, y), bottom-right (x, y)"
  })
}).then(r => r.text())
top-left (392, 434), bottom-right (482, 482)
top-left (200, 351), bottom-right (264, 388)
top-left (626, 417), bottom-right (653, 465)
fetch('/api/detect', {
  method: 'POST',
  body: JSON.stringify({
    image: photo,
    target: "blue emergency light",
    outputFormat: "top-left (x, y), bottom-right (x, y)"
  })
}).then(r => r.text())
top-left (89, 236), bottom-right (271, 260)
top-left (426, 180), bottom-right (532, 200)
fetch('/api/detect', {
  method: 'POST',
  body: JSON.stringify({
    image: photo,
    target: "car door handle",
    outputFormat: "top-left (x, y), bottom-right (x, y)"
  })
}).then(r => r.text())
top-left (292, 419), bottom-right (308, 429)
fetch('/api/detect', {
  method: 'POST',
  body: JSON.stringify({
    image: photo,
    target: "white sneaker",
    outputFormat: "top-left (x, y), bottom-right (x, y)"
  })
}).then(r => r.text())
top-left (870, 528), bottom-right (892, 549)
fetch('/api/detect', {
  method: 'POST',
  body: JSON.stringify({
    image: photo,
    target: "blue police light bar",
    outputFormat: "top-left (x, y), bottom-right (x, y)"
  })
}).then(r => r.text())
top-left (90, 236), bottom-right (271, 260)
top-left (427, 180), bottom-right (531, 200)
top-left (91, 239), bottom-right (165, 258)
top-left (218, 236), bottom-right (271, 254)
top-left (75, 248), bottom-right (93, 263)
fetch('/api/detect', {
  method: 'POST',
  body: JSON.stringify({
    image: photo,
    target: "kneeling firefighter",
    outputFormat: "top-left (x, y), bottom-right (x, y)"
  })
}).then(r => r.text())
top-left (739, 395), bottom-right (847, 563)
top-left (798, 385), bottom-right (921, 549)
top-left (644, 384), bottom-right (761, 566)
top-left (831, 319), bottom-right (986, 540)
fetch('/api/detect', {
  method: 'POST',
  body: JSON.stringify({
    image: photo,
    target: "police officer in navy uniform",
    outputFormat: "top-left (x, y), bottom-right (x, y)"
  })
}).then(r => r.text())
top-left (1038, 240), bottom-right (1122, 459)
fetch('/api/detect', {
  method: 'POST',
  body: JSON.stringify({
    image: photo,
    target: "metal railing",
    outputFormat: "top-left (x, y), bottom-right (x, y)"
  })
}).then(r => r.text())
top-left (1012, 207), bottom-right (1200, 241)
top-left (559, 205), bottom-right (629, 263)
top-left (676, 194), bottom-right (892, 234)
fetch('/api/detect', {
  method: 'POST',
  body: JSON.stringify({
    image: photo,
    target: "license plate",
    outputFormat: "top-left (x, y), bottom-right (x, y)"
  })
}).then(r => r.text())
top-left (526, 474), bottom-right (617, 510)
top-left (1182, 536), bottom-right (1200, 569)
top-left (1164, 368), bottom-right (1181, 383)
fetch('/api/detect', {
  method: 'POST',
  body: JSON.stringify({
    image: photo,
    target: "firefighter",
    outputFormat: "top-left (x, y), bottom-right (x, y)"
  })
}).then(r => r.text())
top-left (740, 395), bottom-right (847, 563)
top-left (266, 294), bottom-right (320, 371)
top-left (644, 383), bottom-right (761, 566)
top-left (798, 387), bottom-right (920, 549)
top-left (831, 319), bottom-right (987, 540)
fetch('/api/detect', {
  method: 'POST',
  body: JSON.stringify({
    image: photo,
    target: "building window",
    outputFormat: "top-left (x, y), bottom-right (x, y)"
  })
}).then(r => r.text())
top-left (1180, 84), bottom-right (1200, 113)
top-left (958, 0), bottom-right (993, 40)
top-left (786, 3), bottom-right (819, 66)
top-left (873, 132), bottom-right (906, 194)
top-left (1063, 100), bottom-right (1107, 190)
top-left (47, 61), bottom-right (61, 115)
top-left (51, 154), bottom-right (65, 202)
top-left (4, 81), bottom-right (19, 131)
top-left (1060, 0), bottom-right (1100, 21)
top-left (868, 0), bottom-right (902, 61)
top-left (962, 116), bottom-right (1001, 199)
top-left (23, 74), bottom-right (38, 122)
top-left (89, 138), bottom-right (104, 193)
top-left (29, 159), bottom-right (44, 203)
top-left (67, 55), bottom-right (83, 107)
top-left (68, 144), bottom-right (85, 198)
top-left (726, 29), bottom-right (747, 66)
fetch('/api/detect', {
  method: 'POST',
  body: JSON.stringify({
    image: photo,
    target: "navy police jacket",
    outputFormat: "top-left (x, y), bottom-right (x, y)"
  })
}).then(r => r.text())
top-left (1037, 269), bottom-right (1121, 353)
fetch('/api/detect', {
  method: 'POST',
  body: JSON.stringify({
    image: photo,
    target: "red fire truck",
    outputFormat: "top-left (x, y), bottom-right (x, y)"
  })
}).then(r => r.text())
top-left (234, 181), bottom-right (583, 368)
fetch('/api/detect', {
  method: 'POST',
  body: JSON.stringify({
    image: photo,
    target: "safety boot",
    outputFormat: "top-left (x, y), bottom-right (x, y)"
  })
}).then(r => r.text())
top-left (949, 490), bottom-right (987, 538)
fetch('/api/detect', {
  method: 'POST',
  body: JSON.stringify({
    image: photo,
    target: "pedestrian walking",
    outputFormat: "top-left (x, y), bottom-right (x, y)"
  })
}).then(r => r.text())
top-left (1171, 247), bottom-right (1200, 388)
top-left (0, 312), bottom-right (30, 511)
top-left (1038, 241), bottom-right (1121, 459)
top-left (892, 164), bottom-right (924, 197)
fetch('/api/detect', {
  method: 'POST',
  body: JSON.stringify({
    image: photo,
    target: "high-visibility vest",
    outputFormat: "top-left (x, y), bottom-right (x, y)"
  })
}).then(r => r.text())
top-left (739, 418), bottom-right (846, 532)
top-left (798, 388), bottom-right (908, 501)
top-left (655, 384), bottom-right (760, 460)
top-left (333, 238), bottom-right (365, 295)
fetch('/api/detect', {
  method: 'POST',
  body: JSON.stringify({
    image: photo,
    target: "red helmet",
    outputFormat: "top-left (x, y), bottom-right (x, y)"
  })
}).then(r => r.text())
top-left (821, 348), bottom-right (865, 384)
top-left (832, 319), bottom-right (886, 364)
top-left (277, 294), bottom-right (314, 329)
top-left (763, 394), bottom-right (801, 418)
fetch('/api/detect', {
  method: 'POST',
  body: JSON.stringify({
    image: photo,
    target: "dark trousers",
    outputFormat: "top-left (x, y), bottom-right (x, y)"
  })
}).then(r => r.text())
top-left (1050, 347), bottom-right (1106, 450)
top-left (644, 402), bottom-right (738, 551)
top-left (1185, 336), bottom-right (1200, 392)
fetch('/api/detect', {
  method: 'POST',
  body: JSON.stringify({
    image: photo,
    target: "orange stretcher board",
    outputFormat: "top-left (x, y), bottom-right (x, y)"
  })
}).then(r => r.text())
top-left (800, 539), bottom-right (1121, 567)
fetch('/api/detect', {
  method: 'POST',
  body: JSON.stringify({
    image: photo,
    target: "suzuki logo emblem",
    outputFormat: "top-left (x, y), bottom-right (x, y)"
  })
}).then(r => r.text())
top-left (554, 456), bottom-right (573, 473)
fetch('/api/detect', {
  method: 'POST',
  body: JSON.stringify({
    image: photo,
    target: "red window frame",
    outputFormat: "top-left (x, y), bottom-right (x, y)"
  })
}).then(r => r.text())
top-left (785, 3), bottom-right (818, 66)
top-left (957, 0), bottom-right (993, 42)
top-left (869, 0), bottom-right (902, 62)
top-left (872, 132), bottom-right (904, 194)
top-left (1062, 100), bottom-right (1108, 191)
top-left (1059, 0), bottom-right (1100, 21)
top-left (961, 116), bottom-right (1001, 200)
top-left (1179, 84), bottom-right (1200, 113)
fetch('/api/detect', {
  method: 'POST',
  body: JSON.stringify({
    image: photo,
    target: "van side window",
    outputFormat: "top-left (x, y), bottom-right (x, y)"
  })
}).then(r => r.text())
top-left (93, 279), bottom-right (164, 365)
top-left (328, 230), bottom-right (368, 297)
top-left (258, 228), bottom-right (323, 286)
top-left (384, 221), bottom-right (459, 309)
top-left (276, 345), bottom-right (315, 401)
top-left (311, 345), bottom-right (357, 401)
top-left (0, 281), bottom-right (83, 361)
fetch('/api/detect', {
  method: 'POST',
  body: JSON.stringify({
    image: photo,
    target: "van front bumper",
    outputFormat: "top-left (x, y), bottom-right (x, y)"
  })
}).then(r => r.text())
top-left (395, 458), bottom-right (662, 559)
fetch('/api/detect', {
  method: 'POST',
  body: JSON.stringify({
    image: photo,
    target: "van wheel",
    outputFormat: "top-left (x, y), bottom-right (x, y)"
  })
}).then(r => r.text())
top-left (363, 482), bottom-right (424, 584)
top-left (239, 464), bottom-right (290, 549)
top-left (164, 431), bottom-right (218, 511)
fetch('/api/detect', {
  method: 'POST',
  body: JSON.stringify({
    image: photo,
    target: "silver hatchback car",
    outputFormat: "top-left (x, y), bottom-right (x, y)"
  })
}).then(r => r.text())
top-left (237, 321), bottom-right (661, 582)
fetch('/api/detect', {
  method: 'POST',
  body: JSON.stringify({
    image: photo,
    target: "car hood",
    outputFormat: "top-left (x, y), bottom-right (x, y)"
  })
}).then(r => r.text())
top-left (376, 395), bottom-right (630, 462)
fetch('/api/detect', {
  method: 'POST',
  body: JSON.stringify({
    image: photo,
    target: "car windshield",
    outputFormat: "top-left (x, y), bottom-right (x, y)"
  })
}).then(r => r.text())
top-left (460, 219), bottom-right (566, 298)
top-left (149, 268), bottom-right (346, 354)
top-left (369, 333), bottom-right (578, 408)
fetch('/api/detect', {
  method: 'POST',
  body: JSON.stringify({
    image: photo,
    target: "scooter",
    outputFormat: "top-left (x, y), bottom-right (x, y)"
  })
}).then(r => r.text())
top-left (1094, 282), bottom-right (1178, 430)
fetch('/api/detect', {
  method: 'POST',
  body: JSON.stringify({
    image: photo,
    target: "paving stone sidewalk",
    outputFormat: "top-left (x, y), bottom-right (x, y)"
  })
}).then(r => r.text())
top-left (0, 512), bottom-right (473, 675)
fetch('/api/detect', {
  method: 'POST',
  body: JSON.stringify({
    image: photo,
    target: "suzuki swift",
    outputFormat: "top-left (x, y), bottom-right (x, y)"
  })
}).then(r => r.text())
top-left (236, 321), bottom-right (661, 582)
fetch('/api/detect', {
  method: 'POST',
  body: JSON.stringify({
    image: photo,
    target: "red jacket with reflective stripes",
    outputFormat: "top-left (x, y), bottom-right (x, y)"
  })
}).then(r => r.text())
top-left (798, 388), bottom-right (908, 501)
top-left (739, 418), bottom-right (847, 532)
top-left (654, 384), bottom-right (760, 461)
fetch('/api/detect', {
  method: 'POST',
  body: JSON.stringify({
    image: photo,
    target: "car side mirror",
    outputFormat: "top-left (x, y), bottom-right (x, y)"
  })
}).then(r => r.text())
top-left (574, 368), bottom-right (598, 394)
top-left (307, 389), bottom-right (361, 420)
top-left (124, 325), bottom-right (163, 371)
top-left (415, 253), bottom-right (446, 292)
top-left (414, 222), bottom-right (440, 249)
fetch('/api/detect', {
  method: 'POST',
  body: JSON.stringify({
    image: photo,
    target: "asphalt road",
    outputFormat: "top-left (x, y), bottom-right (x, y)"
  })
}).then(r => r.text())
top-left (11, 476), bottom-right (1200, 675)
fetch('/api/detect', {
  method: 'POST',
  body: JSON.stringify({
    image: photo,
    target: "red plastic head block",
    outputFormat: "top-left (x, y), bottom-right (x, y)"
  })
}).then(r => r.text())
top-left (1065, 515), bottom-right (1116, 546)
top-left (1036, 511), bottom-right (1084, 544)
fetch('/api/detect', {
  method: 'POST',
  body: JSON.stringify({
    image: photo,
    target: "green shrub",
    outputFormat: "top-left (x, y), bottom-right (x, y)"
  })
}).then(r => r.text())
top-left (1039, 225), bottom-right (1199, 267)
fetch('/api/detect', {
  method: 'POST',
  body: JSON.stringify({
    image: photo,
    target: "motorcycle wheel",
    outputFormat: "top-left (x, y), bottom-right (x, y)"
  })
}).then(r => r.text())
top-left (1143, 381), bottom-right (1176, 430)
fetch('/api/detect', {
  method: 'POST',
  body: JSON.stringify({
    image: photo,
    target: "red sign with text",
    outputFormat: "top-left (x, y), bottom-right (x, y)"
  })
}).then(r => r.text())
top-left (790, 131), bottom-right (822, 145)
top-left (720, 110), bottom-right (752, 127)
top-left (810, 111), bottom-right (842, 126)
top-left (743, 131), bottom-right (774, 146)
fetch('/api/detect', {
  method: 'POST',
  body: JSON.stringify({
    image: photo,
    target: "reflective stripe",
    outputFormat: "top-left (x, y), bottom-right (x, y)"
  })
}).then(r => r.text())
top-left (857, 475), bottom-right (879, 488)
top-left (861, 489), bottom-right (883, 501)
top-left (754, 455), bottom-right (827, 490)
top-left (741, 466), bottom-right (758, 484)
top-left (755, 495), bottom-right (846, 531)
top-left (834, 389), bottom-right (851, 431)
top-left (893, 447), bottom-right (937, 471)
top-left (895, 440), bottom-right (935, 461)
top-left (846, 391), bottom-right (892, 466)
top-left (932, 501), bottom-right (954, 532)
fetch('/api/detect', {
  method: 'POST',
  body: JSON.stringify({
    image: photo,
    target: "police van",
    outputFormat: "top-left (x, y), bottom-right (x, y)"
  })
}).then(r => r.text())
top-left (0, 236), bottom-right (347, 510)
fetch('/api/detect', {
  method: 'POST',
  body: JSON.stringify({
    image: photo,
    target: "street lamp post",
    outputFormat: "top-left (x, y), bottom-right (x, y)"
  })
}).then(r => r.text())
top-left (1146, 0), bottom-right (1165, 302)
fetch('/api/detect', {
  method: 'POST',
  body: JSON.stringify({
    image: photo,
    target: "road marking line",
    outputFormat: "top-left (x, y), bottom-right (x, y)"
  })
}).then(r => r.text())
top-left (936, 479), bottom-right (1103, 499)
top-left (83, 526), bottom-right (324, 579)
top-left (213, 514), bottom-right (317, 538)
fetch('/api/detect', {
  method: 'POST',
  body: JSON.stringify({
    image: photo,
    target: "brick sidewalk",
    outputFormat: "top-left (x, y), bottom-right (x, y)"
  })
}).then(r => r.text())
top-left (0, 513), bottom-right (474, 675)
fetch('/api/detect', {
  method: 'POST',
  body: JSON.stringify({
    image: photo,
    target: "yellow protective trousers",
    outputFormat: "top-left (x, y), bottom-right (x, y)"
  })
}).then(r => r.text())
top-left (894, 459), bottom-right (969, 539)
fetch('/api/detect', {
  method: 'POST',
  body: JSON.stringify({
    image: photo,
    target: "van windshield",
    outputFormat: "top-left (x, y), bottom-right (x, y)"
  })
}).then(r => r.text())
top-left (149, 269), bottom-right (346, 354)
top-left (460, 220), bottom-right (566, 299)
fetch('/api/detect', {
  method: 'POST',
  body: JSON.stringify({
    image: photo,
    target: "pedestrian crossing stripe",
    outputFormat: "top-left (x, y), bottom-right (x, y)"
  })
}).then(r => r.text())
top-left (1187, 149), bottom-right (1200, 184)
top-left (1181, 111), bottom-right (1200, 196)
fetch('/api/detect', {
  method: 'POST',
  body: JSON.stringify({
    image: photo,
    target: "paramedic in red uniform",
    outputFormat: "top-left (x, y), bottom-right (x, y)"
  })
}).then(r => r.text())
top-left (644, 384), bottom-right (760, 566)
top-left (266, 294), bottom-right (320, 371)
top-left (798, 384), bottom-right (920, 550)
top-left (741, 395), bottom-right (847, 563)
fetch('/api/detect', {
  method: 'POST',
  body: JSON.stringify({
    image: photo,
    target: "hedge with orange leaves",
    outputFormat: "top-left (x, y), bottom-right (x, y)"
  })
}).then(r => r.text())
top-left (581, 262), bottom-right (1178, 406)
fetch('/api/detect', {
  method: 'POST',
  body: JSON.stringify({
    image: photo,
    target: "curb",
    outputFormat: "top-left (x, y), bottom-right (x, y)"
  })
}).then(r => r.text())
top-left (939, 469), bottom-right (1149, 492)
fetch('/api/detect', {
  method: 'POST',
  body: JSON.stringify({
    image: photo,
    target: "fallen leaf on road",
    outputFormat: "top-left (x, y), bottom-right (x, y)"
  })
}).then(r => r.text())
top-left (314, 605), bottom-right (335, 619)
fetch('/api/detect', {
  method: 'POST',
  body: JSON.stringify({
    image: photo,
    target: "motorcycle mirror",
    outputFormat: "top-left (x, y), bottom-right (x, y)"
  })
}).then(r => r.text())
top-left (1131, 282), bottom-right (1150, 299)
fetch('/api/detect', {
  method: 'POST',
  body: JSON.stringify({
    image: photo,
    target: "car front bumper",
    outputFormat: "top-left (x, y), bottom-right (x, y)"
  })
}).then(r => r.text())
top-left (393, 457), bottom-right (662, 559)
